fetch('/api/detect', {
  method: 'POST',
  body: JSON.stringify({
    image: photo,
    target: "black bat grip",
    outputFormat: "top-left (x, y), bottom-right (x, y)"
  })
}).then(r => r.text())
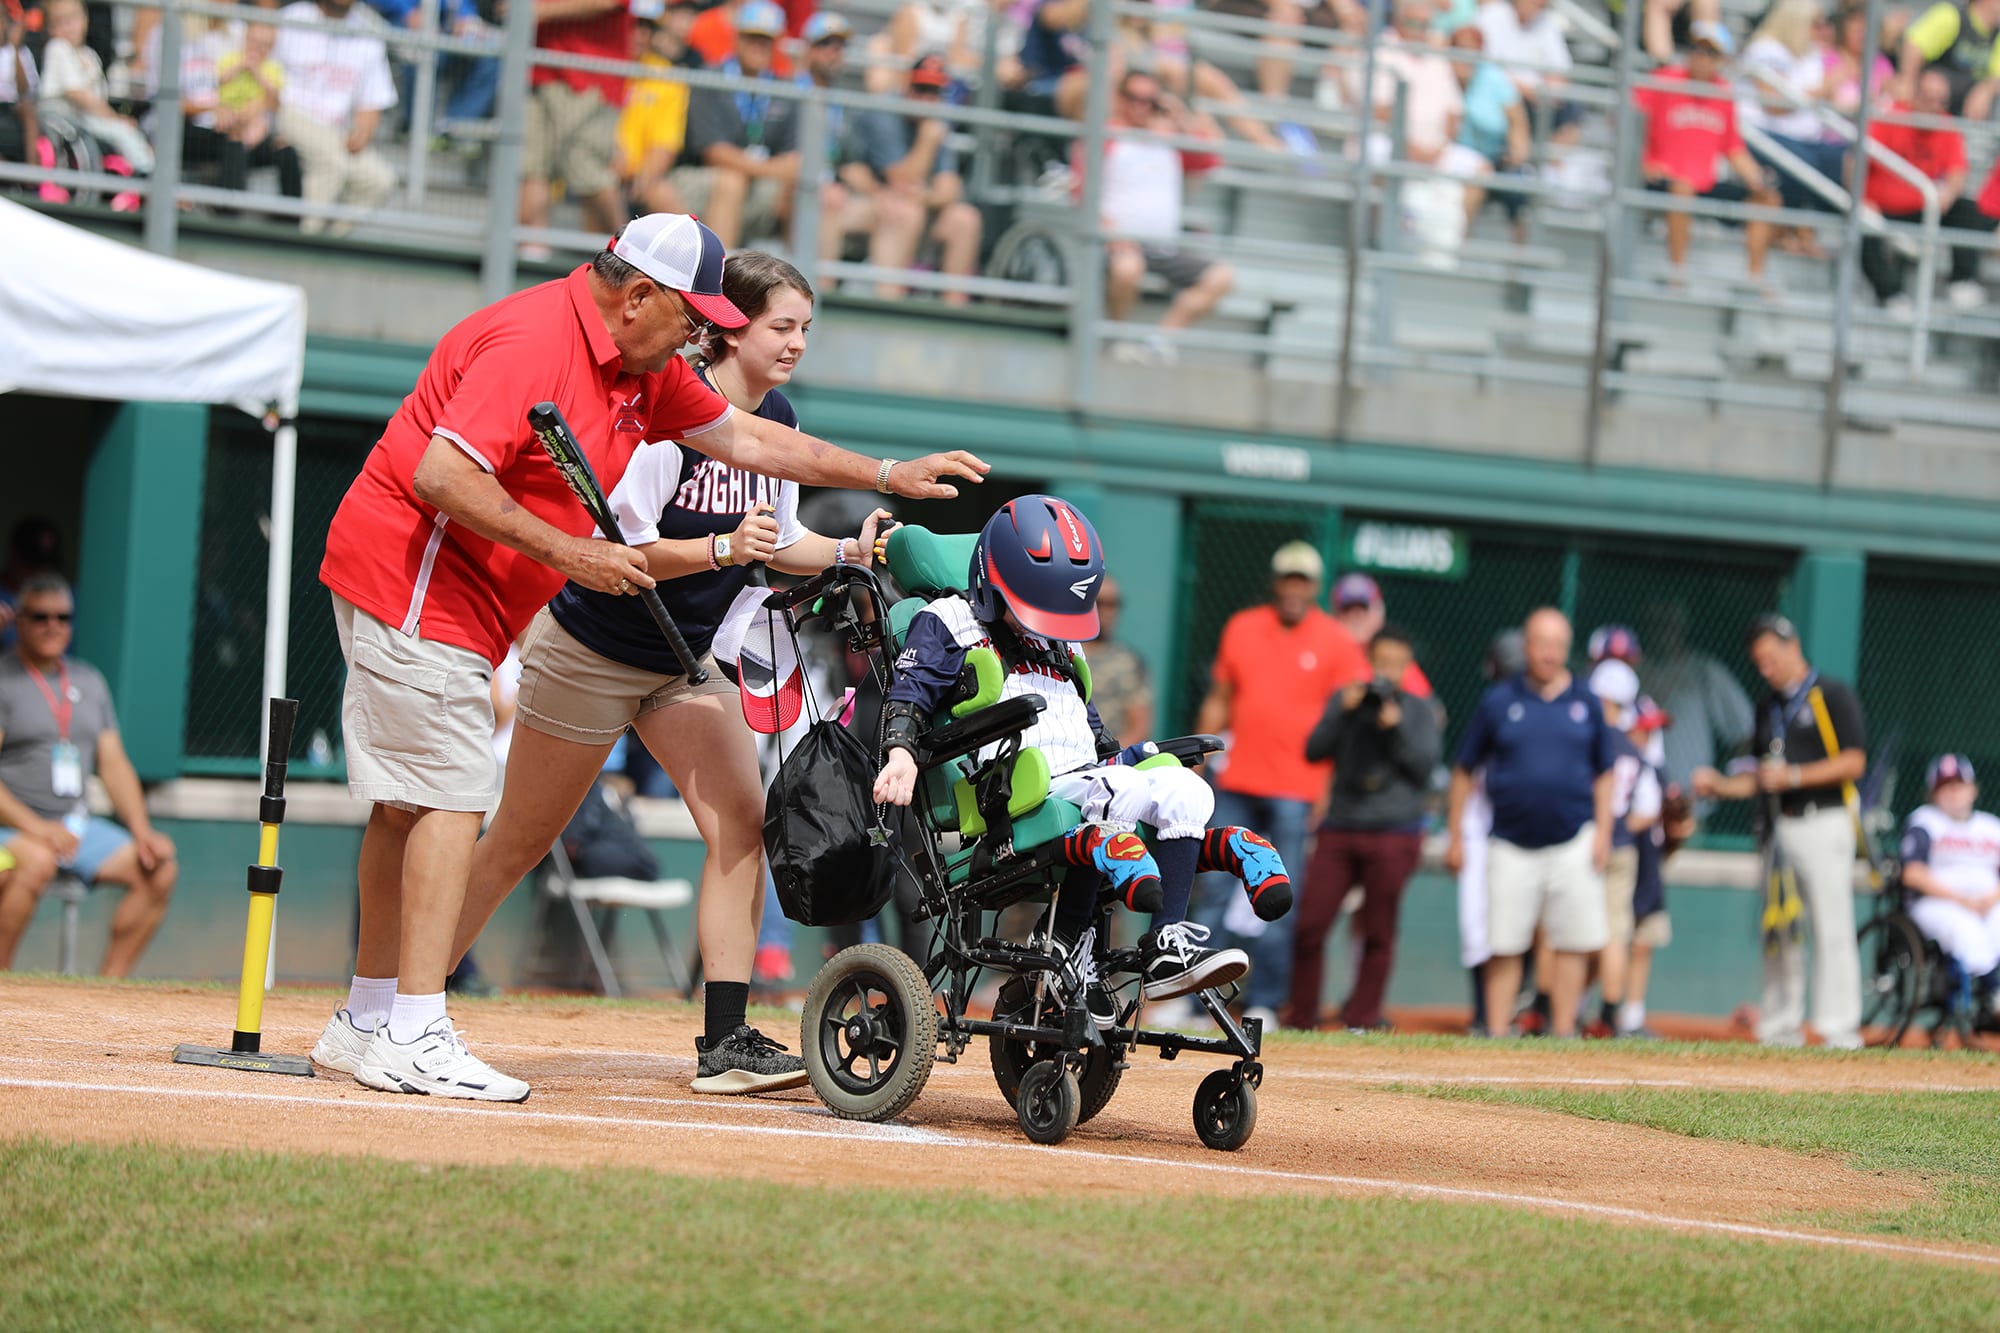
top-left (263, 697), bottom-right (299, 820)
top-left (642, 588), bottom-right (707, 684)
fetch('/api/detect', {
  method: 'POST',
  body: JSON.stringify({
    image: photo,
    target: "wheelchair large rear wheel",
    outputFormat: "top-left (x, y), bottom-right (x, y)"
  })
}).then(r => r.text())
top-left (802, 943), bottom-right (938, 1122)
top-left (1858, 911), bottom-right (1926, 1048)
top-left (987, 976), bottom-right (1124, 1125)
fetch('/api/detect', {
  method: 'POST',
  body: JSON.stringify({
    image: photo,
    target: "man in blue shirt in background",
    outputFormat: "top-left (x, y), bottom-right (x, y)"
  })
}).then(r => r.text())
top-left (1447, 607), bottom-right (1616, 1036)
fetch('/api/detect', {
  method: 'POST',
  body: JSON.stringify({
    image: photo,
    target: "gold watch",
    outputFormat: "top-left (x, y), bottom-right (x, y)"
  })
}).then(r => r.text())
top-left (715, 534), bottom-right (735, 568)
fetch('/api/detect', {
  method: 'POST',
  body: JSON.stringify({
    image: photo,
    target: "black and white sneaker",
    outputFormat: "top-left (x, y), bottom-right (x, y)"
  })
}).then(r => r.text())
top-left (1049, 928), bottom-right (1119, 1030)
top-left (691, 1025), bottom-right (809, 1095)
top-left (1140, 921), bottom-right (1249, 1002)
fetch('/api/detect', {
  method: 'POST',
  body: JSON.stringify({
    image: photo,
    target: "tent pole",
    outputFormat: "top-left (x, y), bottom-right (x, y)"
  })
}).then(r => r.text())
top-left (261, 421), bottom-right (298, 751)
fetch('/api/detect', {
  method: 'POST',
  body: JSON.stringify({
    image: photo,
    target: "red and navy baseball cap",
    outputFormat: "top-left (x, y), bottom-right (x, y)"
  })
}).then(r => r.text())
top-left (610, 213), bottom-right (747, 328)
top-left (1333, 572), bottom-right (1380, 609)
top-left (1587, 623), bottom-right (1640, 665)
top-left (1927, 753), bottom-right (1977, 790)
top-left (713, 587), bottom-right (805, 734)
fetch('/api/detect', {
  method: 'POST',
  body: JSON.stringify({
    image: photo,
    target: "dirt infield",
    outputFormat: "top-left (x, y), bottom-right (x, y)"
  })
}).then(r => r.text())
top-left (4, 978), bottom-right (1997, 1269)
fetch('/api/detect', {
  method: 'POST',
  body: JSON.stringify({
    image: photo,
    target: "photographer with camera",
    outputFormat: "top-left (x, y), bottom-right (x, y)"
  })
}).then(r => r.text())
top-left (1287, 626), bottom-right (1441, 1031)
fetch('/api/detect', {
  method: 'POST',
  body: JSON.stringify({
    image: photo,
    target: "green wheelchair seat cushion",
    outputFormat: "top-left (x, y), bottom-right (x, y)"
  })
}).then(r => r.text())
top-left (945, 796), bottom-right (1083, 885)
top-left (954, 746), bottom-right (1053, 838)
top-left (883, 525), bottom-right (979, 597)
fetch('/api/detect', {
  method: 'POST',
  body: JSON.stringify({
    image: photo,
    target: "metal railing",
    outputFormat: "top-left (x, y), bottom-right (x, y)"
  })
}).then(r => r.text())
top-left (9, 0), bottom-right (1998, 480)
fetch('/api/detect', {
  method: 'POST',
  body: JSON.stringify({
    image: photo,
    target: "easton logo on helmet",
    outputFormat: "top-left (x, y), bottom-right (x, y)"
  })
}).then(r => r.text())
top-left (1070, 575), bottom-right (1098, 600)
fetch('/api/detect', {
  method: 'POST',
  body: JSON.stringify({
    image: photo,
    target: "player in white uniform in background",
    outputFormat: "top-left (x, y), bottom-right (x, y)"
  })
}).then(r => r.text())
top-left (1900, 754), bottom-right (2000, 1020)
top-left (1458, 629), bottom-right (1523, 1035)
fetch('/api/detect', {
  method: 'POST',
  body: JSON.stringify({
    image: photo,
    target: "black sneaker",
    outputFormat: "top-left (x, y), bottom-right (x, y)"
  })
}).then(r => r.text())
top-left (1141, 921), bottom-right (1249, 1001)
top-left (691, 1025), bottom-right (809, 1095)
top-left (1049, 928), bottom-right (1119, 1030)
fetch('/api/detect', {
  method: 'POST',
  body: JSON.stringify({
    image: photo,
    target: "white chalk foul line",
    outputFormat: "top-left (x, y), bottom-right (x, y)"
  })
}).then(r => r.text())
top-left (3, 1072), bottom-right (1996, 1269)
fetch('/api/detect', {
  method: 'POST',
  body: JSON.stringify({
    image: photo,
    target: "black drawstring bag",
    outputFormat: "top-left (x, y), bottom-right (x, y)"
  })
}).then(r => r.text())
top-left (765, 720), bottom-right (895, 926)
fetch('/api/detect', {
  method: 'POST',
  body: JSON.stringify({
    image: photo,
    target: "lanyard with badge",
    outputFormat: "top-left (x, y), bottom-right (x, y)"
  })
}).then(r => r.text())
top-left (28, 661), bottom-right (85, 801)
top-left (725, 59), bottom-right (773, 155)
top-left (1766, 669), bottom-right (1820, 757)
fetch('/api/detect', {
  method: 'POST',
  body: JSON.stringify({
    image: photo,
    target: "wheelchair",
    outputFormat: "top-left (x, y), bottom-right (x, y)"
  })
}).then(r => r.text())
top-left (763, 526), bottom-right (1265, 1151)
top-left (1857, 861), bottom-right (1994, 1048)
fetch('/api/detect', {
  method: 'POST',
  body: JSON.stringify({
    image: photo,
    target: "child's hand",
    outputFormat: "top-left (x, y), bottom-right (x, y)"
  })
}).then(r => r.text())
top-left (1115, 741), bottom-right (1156, 767)
top-left (874, 748), bottom-right (919, 806)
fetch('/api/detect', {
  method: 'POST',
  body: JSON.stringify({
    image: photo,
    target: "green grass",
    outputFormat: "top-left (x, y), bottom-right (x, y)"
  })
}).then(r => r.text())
top-left (3, 1138), bottom-right (1993, 1332)
top-left (1420, 1085), bottom-right (2000, 1243)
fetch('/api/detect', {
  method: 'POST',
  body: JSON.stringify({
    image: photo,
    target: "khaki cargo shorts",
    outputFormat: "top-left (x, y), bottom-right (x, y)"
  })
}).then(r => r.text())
top-left (514, 606), bottom-right (736, 747)
top-left (332, 593), bottom-right (499, 813)
top-left (1603, 843), bottom-right (1639, 944)
top-left (525, 81), bottom-right (619, 197)
top-left (1486, 824), bottom-right (1609, 957)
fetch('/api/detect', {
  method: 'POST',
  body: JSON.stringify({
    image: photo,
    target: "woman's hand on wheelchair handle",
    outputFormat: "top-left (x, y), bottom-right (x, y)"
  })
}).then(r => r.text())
top-left (874, 747), bottom-right (920, 806)
top-left (857, 508), bottom-right (894, 567)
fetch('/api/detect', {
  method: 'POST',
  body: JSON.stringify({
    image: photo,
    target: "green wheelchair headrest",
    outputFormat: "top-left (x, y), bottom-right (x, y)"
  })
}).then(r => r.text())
top-left (883, 525), bottom-right (979, 596)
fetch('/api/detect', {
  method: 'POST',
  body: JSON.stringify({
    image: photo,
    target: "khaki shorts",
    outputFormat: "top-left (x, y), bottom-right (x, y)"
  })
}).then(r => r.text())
top-left (1634, 911), bottom-right (1672, 949)
top-left (525, 81), bottom-right (619, 197)
top-left (332, 593), bottom-right (498, 813)
top-left (514, 606), bottom-right (736, 746)
top-left (1486, 824), bottom-right (1609, 957)
top-left (1603, 844), bottom-right (1639, 944)
top-left (668, 165), bottom-right (786, 240)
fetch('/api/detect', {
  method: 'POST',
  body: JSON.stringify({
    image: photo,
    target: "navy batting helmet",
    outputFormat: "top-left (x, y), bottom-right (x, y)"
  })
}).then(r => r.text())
top-left (967, 495), bottom-right (1105, 641)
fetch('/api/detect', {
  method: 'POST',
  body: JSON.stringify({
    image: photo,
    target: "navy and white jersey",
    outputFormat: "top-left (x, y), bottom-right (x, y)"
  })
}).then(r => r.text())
top-left (1902, 804), bottom-right (2000, 898)
top-left (548, 374), bottom-right (806, 674)
top-left (887, 594), bottom-right (1102, 776)
top-left (1455, 673), bottom-right (1617, 849)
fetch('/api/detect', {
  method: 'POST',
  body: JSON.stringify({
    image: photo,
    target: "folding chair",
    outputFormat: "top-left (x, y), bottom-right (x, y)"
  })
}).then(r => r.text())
top-left (540, 841), bottom-right (696, 999)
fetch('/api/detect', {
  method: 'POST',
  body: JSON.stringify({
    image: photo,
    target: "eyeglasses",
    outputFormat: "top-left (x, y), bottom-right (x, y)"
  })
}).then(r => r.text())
top-left (22, 611), bottom-right (72, 625)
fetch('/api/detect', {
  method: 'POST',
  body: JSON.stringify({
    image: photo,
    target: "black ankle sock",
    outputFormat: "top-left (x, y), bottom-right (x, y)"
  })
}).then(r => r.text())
top-left (705, 981), bottom-right (749, 1046)
top-left (1152, 836), bottom-right (1200, 925)
top-left (1469, 963), bottom-right (1488, 1029)
top-left (1600, 998), bottom-right (1619, 1028)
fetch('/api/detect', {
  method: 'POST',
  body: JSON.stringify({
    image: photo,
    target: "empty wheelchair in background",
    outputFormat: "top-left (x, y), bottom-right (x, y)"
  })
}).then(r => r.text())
top-left (762, 529), bottom-right (1265, 1150)
top-left (1856, 861), bottom-right (1992, 1048)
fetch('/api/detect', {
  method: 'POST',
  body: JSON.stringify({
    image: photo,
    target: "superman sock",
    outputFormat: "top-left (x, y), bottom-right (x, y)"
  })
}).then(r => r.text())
top-left (1060, 823), bottom-right (1163, 914)
top-left (1199, 826), bottom-right (1293, 921)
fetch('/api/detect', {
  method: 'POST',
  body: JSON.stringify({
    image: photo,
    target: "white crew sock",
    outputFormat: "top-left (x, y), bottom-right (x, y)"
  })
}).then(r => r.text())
top-left (387, 991), bottom-right (449, 1044)
top-left (1617, 1000), bottom-right (1646, 1032)
top-left (346, 976), bottom-right (397, 1032)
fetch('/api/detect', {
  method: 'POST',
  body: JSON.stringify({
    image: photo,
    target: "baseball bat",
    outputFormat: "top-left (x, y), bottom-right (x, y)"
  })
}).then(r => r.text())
top-left (527, 400), bottom-right (707, 684)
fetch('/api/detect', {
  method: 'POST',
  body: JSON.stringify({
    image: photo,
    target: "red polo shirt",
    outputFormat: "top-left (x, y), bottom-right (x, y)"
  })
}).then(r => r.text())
top-left (1212, 604), bottom-right (1369, 802)
top-left (533, 2), bottom-right (635, 106)
top-left (1635, 67), bottom-right (1742, 194)
top-left (321, 268), bottom-right (732, 665)
top-left (1866, 103), bottom-right (1967, 215)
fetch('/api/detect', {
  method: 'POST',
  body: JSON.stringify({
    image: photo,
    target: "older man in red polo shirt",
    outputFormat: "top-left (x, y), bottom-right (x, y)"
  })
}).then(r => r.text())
top-left (1191, 541), bottom-right (1367, 1028)
top-left (311, 213), bottom-right (984, 1100)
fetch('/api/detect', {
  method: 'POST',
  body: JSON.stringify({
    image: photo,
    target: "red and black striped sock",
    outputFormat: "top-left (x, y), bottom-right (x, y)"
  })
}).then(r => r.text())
top-left (1199, 826), bottom-right (1294, 921)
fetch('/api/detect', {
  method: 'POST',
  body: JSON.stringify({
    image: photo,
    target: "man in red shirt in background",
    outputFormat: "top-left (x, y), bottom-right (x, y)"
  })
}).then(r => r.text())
top-left (1635, 22), bottom-right (1780, 291)
top-left (309, 213), bottom-right (985, 1101)
top-left (520, 0), bottom-right (634, 257)
top-left (1863, 68), bottom-right (1997, 313)
top-left (1192, 541), bottom-right (1367, 1028)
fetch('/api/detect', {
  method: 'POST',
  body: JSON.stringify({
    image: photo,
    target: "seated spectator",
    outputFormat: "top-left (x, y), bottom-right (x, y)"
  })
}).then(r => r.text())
top-left (366, 0), bottom-right (500, 132)
top-left (1477, 0), bottom-right (1579, 148)
top-left (1634, 23), bottom-right (1780, 292)
top-left (1898, 0), bottom-right (2000, 117)
top-left (1113, 5), bottom-right (1307, 154)
top-left (1900, 755), bottom-right (2000, 1020)
top-left (841, 54), bottom-right (983, 303)
top-left (671, 0), bottom-right (801, 249)
top-left (869, 0), bottom-right (987, 94)
top-left (520, 0), bottom-right (632, 253)
top-left (1202, 0), bottom-right (1312, 103)
top-left (1863, 68), bottom-right (1996, 313)
top-left (1018, 0), bottom-right (1089, 109)
top-left (192, 21), bottom-right (306, 209)
top-left (37, 0), bottom-right (154, 173)
top-left (690, 0), bottom-right (798, 76)
top-left (1740, 0), bottom-right (1845, 255)
top-left (275, 0), bottom-right (398, 236)
top-left (1, 4), bottom-right (39, 169)
top-left (617, 0), bottom-right (701, 216)
top-left (1351, 0), bottom-right (1492, 262)
top-left (1096, 69), bottom-right (1232, 365)
top-left (1824, 1), bottom-right (1895, 116)
top-left (1637, 0), bottom-right (1727, 60)
top-left (1451, 22), bottom-right (1532, 236)
top-left (0, 575), bottom-right (178, 977)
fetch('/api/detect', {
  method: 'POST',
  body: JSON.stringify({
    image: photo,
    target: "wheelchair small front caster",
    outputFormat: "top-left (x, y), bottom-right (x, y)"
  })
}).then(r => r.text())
top-left (1016, 1058), bottom-right (1080, 1145)
top-left (1192, 1067), bottom-right (1258, 1152)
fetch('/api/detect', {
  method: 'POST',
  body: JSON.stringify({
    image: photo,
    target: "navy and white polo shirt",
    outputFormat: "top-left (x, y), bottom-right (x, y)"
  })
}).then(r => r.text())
top-left (1456, 673), bottom-right (1617, 849)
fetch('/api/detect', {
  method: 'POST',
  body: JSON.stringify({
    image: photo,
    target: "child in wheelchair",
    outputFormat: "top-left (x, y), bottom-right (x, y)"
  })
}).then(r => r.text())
top-left (1899, 754), bottom-right (2000, 1024)
top-left (871, 495), bottom-right (1293, 1024)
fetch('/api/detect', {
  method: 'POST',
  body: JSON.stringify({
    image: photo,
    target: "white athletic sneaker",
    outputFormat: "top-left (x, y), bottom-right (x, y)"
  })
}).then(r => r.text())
top-left (354, 1017), bottom-right (530, 1102)
top-left (309, 1008), bottom-right (374, 1075)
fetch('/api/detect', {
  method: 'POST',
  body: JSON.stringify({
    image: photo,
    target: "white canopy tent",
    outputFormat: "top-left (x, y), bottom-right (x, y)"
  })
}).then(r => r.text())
top-left (0, 198), bottom-right (308, 746)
